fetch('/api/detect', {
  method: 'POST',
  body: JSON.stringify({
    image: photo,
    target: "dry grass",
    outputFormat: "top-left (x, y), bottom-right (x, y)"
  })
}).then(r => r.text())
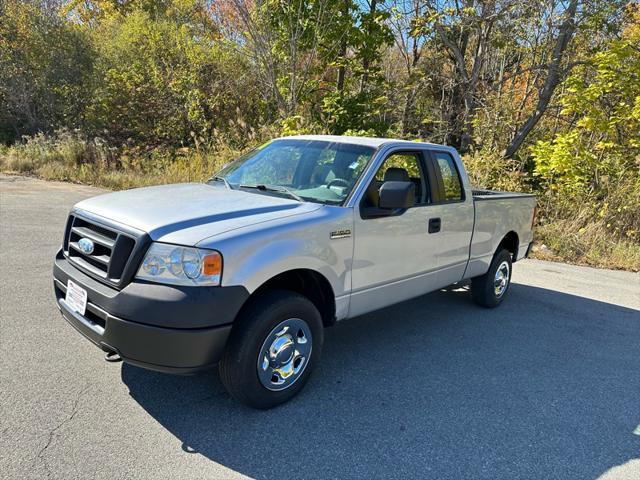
top-left (0, 130), bottom-right (239, 190)
top-left (532, 219), bottom-right (640, 272)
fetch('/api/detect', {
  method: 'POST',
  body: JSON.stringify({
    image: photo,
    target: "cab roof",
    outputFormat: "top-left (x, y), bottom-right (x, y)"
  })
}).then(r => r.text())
top-left (278, 134), bottom-right (451, 151)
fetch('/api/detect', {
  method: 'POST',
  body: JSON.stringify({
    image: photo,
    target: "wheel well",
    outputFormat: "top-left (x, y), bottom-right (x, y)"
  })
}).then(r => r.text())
top-left (252, 269), bottom-right (336, 327)
top-left (498, 231), bottom-right (519, 262)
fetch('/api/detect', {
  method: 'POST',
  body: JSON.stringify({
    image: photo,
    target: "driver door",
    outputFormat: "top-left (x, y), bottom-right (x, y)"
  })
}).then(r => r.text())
top-left (349, 149), bottom-right (447, 317)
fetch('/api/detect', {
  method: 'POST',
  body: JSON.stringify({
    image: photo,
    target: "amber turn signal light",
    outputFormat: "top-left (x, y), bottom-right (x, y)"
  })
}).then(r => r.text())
top-left (202, 252), bottom-right (222, 276)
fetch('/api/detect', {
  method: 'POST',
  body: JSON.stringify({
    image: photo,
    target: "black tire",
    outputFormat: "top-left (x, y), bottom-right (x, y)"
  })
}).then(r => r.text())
top-left (218, 290), bottom-right (323, 409)
top-left (472, 248), bottom-right (513, 308)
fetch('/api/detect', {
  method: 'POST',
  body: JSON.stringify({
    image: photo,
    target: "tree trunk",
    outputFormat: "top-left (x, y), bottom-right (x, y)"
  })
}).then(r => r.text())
top-left (504, 0), bottom-right (578, 159)
top-left (336, 0), bottom-right (350, 94)
top-left (359, 0), bottom-right (378, 92)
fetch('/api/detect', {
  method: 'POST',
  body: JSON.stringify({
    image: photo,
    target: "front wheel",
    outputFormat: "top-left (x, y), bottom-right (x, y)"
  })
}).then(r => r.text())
top-left (218, 290), bottom-right (323, 409)
top-left (471, 248), bottom-right (513, 308)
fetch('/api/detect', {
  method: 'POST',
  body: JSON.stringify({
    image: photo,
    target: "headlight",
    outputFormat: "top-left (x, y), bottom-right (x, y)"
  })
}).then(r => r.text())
top-left (136, 243), bottom-right (222, 286)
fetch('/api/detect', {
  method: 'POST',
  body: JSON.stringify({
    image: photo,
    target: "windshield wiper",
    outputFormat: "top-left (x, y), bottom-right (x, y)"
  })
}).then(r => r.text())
top-left (210, 175), bottom-right (233, 190)
top-left (239, 183), bottom-right (304, 202)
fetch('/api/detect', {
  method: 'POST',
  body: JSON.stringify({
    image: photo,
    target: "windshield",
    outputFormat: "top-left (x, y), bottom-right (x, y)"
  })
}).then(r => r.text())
top-left (212, 139), bottom-right (375, 205)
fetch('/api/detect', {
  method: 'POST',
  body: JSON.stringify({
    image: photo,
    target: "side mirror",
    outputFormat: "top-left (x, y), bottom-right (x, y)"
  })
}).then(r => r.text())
top-left (378, 181), bottom-right (415, 209)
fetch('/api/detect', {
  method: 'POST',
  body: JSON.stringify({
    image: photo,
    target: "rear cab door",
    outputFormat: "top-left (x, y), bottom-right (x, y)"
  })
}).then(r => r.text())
top-left (423, 148), bottom-right (475, 281)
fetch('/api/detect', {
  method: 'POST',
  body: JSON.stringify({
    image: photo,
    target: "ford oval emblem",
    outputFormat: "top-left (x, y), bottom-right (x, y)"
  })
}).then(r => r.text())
top-left (78, 237), bottom-right (95, 255)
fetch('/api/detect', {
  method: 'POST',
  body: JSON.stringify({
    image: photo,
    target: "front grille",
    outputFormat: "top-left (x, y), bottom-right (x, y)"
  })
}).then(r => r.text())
top-left (63, 213), bottom-right (141, 287)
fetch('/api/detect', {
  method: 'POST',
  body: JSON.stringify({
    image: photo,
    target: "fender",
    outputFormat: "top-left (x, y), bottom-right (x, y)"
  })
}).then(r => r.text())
top-left (198, 204), bottom-right (355, 319)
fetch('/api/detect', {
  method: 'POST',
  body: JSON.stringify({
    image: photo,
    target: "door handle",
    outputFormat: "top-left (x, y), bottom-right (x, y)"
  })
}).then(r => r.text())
top-left (428, 217), bottom-right (441, 233)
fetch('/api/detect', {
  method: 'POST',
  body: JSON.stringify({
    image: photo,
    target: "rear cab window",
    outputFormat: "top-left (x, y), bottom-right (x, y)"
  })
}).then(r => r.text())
top-left (432, 151), bottom-right (463, 202)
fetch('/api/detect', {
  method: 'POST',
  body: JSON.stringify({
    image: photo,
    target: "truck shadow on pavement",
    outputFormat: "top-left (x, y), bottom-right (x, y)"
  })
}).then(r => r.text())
top-left (121, 283), bottom-right (640, 480)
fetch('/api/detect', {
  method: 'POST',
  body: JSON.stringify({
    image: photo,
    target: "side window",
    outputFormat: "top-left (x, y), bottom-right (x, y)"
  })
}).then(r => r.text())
top-left (369, 152), bottom-right (428, 205)
top-left (433, 152), bottom-right (463, 201)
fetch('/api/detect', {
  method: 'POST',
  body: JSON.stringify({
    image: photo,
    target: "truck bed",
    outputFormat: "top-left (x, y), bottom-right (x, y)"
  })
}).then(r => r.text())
top-left (464, 188), bottom-right (537, 280)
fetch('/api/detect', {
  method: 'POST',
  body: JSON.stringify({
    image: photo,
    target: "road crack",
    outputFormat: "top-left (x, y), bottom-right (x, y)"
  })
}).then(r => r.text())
top-left (34, 384), bottom-right (91, 478)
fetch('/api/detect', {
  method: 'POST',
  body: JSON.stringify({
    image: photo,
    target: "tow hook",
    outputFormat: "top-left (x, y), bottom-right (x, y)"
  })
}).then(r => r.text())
top-left (104, 351), bottom-right (122, 363)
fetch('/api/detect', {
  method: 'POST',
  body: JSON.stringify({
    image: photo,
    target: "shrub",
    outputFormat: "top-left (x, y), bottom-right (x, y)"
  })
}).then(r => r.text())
top-left (0, 130), bottom-right (241, 190)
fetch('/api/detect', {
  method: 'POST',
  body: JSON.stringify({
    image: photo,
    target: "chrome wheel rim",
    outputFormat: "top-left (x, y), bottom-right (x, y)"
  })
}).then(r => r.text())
top-left (494, 261), bottom-right (510, 298)
top-left (257, 318), bottom-right (312, 391)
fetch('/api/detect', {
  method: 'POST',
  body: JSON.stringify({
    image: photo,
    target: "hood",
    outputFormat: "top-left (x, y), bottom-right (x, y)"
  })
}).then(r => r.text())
top-left (73, 183), bottom-right (322, 245)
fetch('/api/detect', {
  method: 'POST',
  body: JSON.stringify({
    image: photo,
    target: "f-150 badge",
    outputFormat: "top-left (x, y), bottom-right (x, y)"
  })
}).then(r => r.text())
top-left (330, 229), bottom-right (351, 239)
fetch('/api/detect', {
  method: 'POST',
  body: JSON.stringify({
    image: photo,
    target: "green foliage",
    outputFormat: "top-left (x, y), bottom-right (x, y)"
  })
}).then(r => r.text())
top-left (322, 90), bottom-right (390, 135)
top-left (86, 9), bottom-right (263, 149)
top-left (320, 0), bottom-right (394, 134)
top-left (88, 11), bottom-right (206, 146)
top-left (257, 0), bottom-right (393, 132)
top-left (0, 1), bottom-right (94, 142)
top-left (532, 8), bottom-right (640, 242)
top-left (462, 151), bottom-right (530, 194)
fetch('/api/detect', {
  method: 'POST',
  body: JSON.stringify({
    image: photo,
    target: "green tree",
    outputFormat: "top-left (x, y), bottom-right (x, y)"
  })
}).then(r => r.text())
top-left (0, 0), bottom-right (94, 143)
top-left (320, 0), bottom-right (394, 134)
top-left (85, 7), bottom-right (262, 149)
top-left (532, 4), bottom-right (640, 240)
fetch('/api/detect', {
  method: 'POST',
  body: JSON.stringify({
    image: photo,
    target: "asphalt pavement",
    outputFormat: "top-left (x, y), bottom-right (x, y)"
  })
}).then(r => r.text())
top-left (1, 174), bottom-right (639, 480)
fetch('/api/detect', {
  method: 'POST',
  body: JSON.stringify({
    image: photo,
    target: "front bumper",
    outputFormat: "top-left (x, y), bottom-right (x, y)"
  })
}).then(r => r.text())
top-left (53, 249), bottom-right (249, 373)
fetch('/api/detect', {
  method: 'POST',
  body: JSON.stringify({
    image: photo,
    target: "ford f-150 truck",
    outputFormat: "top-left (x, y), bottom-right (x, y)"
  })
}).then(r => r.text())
top-left (53, 135), bottom-right (536, 408)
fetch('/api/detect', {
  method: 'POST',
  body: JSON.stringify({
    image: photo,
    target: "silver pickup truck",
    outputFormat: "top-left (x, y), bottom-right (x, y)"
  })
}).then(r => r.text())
top-left (53, 135), bottom-right (536, 408)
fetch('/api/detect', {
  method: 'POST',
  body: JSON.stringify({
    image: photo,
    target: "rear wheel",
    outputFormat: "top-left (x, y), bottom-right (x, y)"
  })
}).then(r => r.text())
top-left (472, 248), bottom-right (513, 308)
top-left (218, 290), bottom-right (323, 409)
